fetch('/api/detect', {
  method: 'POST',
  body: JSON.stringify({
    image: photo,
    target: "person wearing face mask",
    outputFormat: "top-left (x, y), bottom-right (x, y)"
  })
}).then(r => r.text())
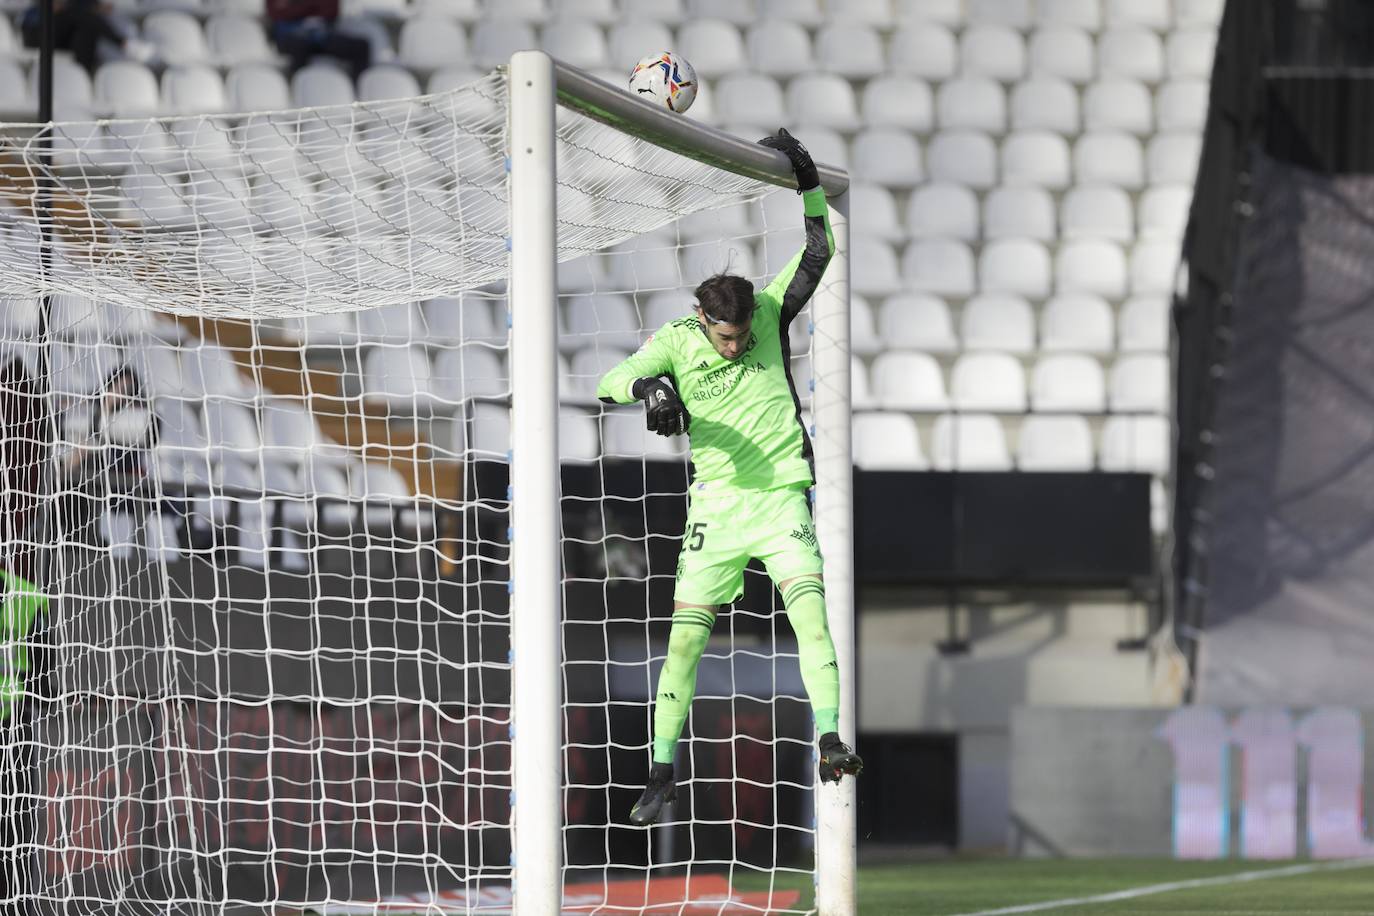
top-left (597, 129), bottom-right (862, 827)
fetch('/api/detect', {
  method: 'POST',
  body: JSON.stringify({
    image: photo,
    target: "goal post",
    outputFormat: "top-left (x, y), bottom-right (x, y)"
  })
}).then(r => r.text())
top-left (509, 51), bottom-right (855, 916)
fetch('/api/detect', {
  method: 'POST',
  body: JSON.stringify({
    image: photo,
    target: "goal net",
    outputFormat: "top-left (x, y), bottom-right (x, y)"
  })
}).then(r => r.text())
top-left (0, 54), bottom-right (851, 915)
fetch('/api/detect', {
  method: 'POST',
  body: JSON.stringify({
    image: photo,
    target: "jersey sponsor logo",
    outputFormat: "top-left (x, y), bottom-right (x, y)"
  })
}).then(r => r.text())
top-left (690, 358), bottom-right (769, 402)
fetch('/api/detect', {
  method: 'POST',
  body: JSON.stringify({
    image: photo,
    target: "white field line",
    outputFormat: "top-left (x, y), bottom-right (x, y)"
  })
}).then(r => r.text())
top-left (949, 857), bottom-right (1374, 916)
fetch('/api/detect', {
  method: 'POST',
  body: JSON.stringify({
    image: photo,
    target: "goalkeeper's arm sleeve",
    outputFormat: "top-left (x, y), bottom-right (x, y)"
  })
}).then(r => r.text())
top-left (756, 187), bottom-right (835, 324)
top-left (596, 332), bottom-right (677, 405)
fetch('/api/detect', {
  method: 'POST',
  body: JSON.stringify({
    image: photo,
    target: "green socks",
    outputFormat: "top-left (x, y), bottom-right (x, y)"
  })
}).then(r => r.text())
top-left (651, 607), bottom-right (715, 764)
top-left (781, 577), bottom-right (840, 736)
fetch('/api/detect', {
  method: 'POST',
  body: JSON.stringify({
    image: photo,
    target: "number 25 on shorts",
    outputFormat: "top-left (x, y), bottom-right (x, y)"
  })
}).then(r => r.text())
top-left (685, 522), bottom-right (707, 551)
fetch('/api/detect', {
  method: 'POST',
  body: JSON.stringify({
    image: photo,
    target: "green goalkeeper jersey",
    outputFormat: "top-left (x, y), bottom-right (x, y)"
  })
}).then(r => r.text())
top-left (597, 187), bottom-right (835, 492)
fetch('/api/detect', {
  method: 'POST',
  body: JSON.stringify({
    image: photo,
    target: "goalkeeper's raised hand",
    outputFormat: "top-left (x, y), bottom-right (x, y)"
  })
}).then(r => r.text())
top-left (758, 128), bottom-right (819, 192)
top-left (632, 378), bottom-right (690, 437)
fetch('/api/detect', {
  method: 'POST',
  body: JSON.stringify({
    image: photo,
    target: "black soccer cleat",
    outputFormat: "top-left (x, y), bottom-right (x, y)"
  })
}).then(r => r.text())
top-left (818, 733), bottom-right (863, 784)
top-left (629, 762), bottom-right (677, 826)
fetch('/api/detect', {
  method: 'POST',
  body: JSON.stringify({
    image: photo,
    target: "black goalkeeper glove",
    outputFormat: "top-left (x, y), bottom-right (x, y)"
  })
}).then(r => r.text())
top-left (758, 127), bottom-right (819, 192)
top-left (632, 377), bottom-right (690, 437)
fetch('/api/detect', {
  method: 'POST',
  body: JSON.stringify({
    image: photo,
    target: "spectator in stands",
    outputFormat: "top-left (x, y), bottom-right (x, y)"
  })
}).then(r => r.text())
top-left (20, 0), bottom-right (153, 76)
top-left (267, 0), bottom-right (371, 78)
top-left (0, 358), bottom-right (47, 581)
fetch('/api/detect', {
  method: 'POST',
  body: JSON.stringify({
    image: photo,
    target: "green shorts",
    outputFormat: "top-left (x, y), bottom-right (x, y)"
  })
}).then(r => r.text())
top-left (673, 483), bottom-right (824, 607)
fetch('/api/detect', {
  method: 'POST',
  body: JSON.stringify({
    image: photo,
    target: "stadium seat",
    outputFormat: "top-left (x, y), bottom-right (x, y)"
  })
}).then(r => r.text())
top-left (120, 170), bottom-right (194, 230)
top-left (1084, 79), bottom-right (1154, 135)
top-left (356, 303), bottom-right (419, 345)
top-left (983, 185), bottom-right (1056, 240)
top-left (824, 0), bottom-right (891, 24)
top-left (907, 183), bottom-right (980, 240)
top-left (1010, 77), bottom-right (1079, 133)
top-left (162, 65), bottom-right (227, 115)
top-left (1157, 79), bottom-right (1210, 131)
top-left (979, 239), bottom-right (1052, 299)
top-left (49, 294), bottom-right (105, 343)
top-left (1057, 240), bottom-right (1128, 298)
top-left (362, 346), bottom-right (437, 415)
top-left (937, 78), bottom-right (1006, 133)
top-left (851, 184), bottom-right (904, 242)
top-left (888, 24), bottom-right (958, 81)
top-left (853, 128), bottom-right (924, 188)
top-left (787, 73), bottom-right (860, 131)
top-left (358, 66), bottom-right (422, 102)
top-left (1040, 294), bottom-right (1115, 353)
top-left (292, 64), bottom-right (355, 108)
top-left (609, 21), bottom-right (675, 68)
top-left (1176, 0), bottom-right (1224, 27)
top-left (468, 401), bottom-right (513, 460)
top-left (927, 131), bottom-right (998, 189)
top-left (745, 19), bottom-right (814, 78)
top-left (1098, 28), bottom-right (1165, 82)
top-left (602, 410), bottom-right (686, 461)
top-left (758, 0), bottom-right (822, 25)
top-left (1030, 353), bottom-right (1107, 412)
top-left (0, 63), bottom-right (25, 113)
top-left (1037, 0), bottom-right (1102, 30)
top-left (903, 239), bottom-right (976, 297)
top-left (410, 0), bottom-right (481, 18)
top-left (399, 16), bottom-right (469, 71)
top-left (202, 400), bottom-right (260, 463)
top-left (1130, 241), bottom-right (1180, 294)
top-left (1109, 353), bottom-right (1170, 412)
top-left (1106, 0), bottom-right (1171, 29)
top-left (537, 19), bottom-right (608, 70)
top-left (930, 413), bottom-right (1013, 471)
top-left (816, 22), bottom-right (886, 79)
top-left (852, 237), bottom-right (903, 297)
top-left (970, 0), bottom-right (1032, 29)
top-left (853, 412), bottom-right (929, 470)
top-left (421, 296), bottom-right (504, 346)
top-left (562, 294), bottom-right (642, 353)
top-left (1061, 186), bottom-right (1134, 242)
top-left (336, 16), bottom-right (395, 64)
top-left (678, 19), bottom-right (745, 78)
top-left (432, 345), bottom-right (509, 404)
top-left (559, 407), bottom-right (601, 463)
top-left (893, 0), bottom-right (963, 24)
top-left (1017, 414), bottom-right (1095, 471)
top-left (641, 291), bottom-right (692, 333)
top-left (564, 346), bottom-right (629, 405)
top-left (1027, 27), bottom-right (1095, 84)
top-left (43, 56), bottom-right (94, 119)
top-left (1148, 132), bottom-right (1202, 184)
top-left (1002, 131), bottom-right (1072, 189)
top-left (714, 72), bottom-right (786, 127)
top-left (0, 297), bottom-right (41, 340)
top-left (1099, 414), bottom-right (1170, 474)
top-left (961, 26), bottom-right (1025, 81)
top-left (428, 66), bottom-right (484, 95)
top-left (860, 76), bottom-right (935, 132)
top-left (951, 352), bottom-right (1026, 412)
top-left (279, 311), bottom-right (358, 348)
top-left (872, 351), bottom-right (950, 411)
top-left (471, 19), bottom-right (535, 69)
top-left (1138, 185), bottom-right (1191, 241)
top-left (143, 11), bottom-right (209, 67)
top-left (961, 294), bottom-right (1035, 353)
top-left (879, 294), bottom-right (959, 353)
top-left (685, 0), bottom-right (757, 24)
top-left (95, 62), bottom-right (161, 117)
top-left (206, 14), bottom-right (275, 66)
top-left (0, 15), bottom-right (18, 58)
top-left (621, 0), bottom-right (685, 24)
top-left (1167, 28), bottom-right (1217, 79)
top-left (1075, 132), bottom-right (1145, 188)
top-left (792, 127), bottom-right (847, 169)
top-left (851, 295), bottom-right (883, 357)
top-left (1118, 294), bottom-right (1170, 351)
top-left (261, 398), bottom-right (327, 467)
top-left (226, 64), bottom-right (290, 111)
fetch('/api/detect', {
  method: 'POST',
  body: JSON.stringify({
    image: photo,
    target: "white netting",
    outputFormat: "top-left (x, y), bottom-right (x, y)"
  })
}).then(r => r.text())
top-left (0, 67), bottom-right (826, 914)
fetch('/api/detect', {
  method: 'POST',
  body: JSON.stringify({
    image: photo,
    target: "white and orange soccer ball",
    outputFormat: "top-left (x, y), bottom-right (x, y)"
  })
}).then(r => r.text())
top-left (628, 52), bottom-right (698, 114)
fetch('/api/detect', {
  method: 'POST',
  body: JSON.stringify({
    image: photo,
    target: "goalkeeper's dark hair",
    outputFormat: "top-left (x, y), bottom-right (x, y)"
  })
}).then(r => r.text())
top-left (694, 273), bottom-right (756, 326)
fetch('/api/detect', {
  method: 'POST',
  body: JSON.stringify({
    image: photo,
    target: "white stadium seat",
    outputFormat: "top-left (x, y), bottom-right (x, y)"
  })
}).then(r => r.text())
top-left (931, 413), bottom-right (1013, 471)
top-left (1139, 185), bottom-right (1192, 241)
top-left (1075, 132), bottom-right (1145, 188)
top-left (872, 351), bottom-right (950, 411)
top-left (758, 0), bottom-right (822, 25)
top-left (852, 356), bottom-right (876, 409)
top-left (1109, 354), bottom-right (1170, 412)
top-left (687, 0), bottom-right (759, 26)
top-left (889, 24), bottom-right (958, 81)
top-left (560, 407), bottom-right (601, 463)
top-left (185, 343), bottom-right (249, 398)
top-left (1030, 354), bottom-right (1107, 412)
top-left (1106, 0), bottom-right (1171, 29)
top-left (1167, 28), bottom-right (1217, 79)
top-left (206, 14), bottom-right (275, 66)
top-left (468, 401), bottom-right (512, 459)
top-left (538, 20), bottom-right (609, 70)
top-left (793, 127), bottom-right (848, 169)
top-left (0, 63), bottom-right (24, 113)
top-left (937, 78), bottom-right (1005, 133)
top-left (1157, 79), bottom-right (1210, 131)
top-left (280, 312), bottom-right (358, 348)
top-left (927, 131), bottom-right (998, 188)
top-left (951, 352), bottom-right (1026, 412)
top-left (1084, 79), bottom-right (1154, 135)
top-left (1148, 132), bottom-right (1202, 184)
top-left (358, 65), bottom-right (421, 102)
top-left (1131, 240), bottom-right (1180, 294)
top-left (851, 184), bottom-right (905, 242)
top-left (357, 303), bottom-right (420, 345)
top-left (400, 16), bottom-right (469, 71)
top-left (854, 413), bottom-right (929, 470)
top-left (788, 73), bottom-right (860, 131)
top-left (564, 346), bottom-right (628, 405)
top-left (746, 19), bottom-right (815, 77)
top-left (1038, 0), bottom-right (1102, 30)
top-left (422, 296), bottom-right (505, 346)
top-left (983, 186), bottom-right (1056, 241)
top-left (471, 19), bottom-right (535, 69)
top-left (46, 57), bottom-right (94, 119)
top-left (143, 11), bottom-right (209, 67)
top-left (1002, 131), bottom-right (1072, 189)
top-left (853, 128), bottom-right (924, 188)
top-left (1118, 295), bottom-right (1171, 351)
top-left (162, 65), bottom-right (227, 115)
top-left (1010, 77), bottom-right (1079, 134)
top-left (1017, 414), bottom-right (1095, 471)
top-left (824, 0), bottom-right (892, 26)
top-left (602, 410), bottom-right (687, 461)
top-left (894, 0), bottom-right (963, 25)
top-left (979, 239), bottom-right (1052, 299)
top-left (907, 183), bottom-right (980, 240)
top-left (861, 77), bottom-right (935, 132)
top-left (431, 346), bottom-right (509, 405)
top-left (903, 239), bottom-right (976, 297)
top-left (851, 236), bottom-right (903, 297)
top-left (609, 21), bottom-right (675, 68)
top-left (879, 294), bottom-right (959, 353)
top-left (226, 64), bottom-right (290, 111)
top-left (1061, 186), bottom-right (1134, 242)
top-left (1100, 414), bottom-right (1171, 474)
top-left (95, 62), bottom-right (161, 117)
top-left (1098, 28), bottom-right (1165, 82)
top-left (961, 294), bottom-right (1035, 353)
top-left (970, 0), bottom-right (1032, 29)
top-left (618, 0), bottom-right (683, 22)
top-left (1027, 27), bottom-right (1095, 84)
top-left (1176, 0), bottom-right (1224, 27)
top-left (202, 400), bottom-right (260, 462)
top-left (411, 0), bottom-right (481, 18)
top-left (850, 295), bottom-right (883, 357)
top-left (292, 64), bottom-right (355, 108)
top-left (714, 72), bottom-right (786, 127)
top-left (1056, 239), bottom-right (1128, 298)
top-left (961, 26), bottom-right (1025, 81)
top-left (562, 294), bottom-right (642, 353)
top-left (678, 19), bottom-right (746, 78)
top-left (1041, 294), bottom-right (1114, 353)
top-left (363, 346), bottom-right (436, 415)
top-left (816, 23), bottom-right (887, 79)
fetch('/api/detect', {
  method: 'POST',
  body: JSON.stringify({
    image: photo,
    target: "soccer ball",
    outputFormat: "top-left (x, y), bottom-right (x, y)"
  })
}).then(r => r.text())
top-left (628, 52), bottom-right (698, 114)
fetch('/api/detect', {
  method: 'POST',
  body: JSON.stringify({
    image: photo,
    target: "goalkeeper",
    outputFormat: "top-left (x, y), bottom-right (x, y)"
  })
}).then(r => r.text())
top-left (597, 129), bottom-right (862, 828)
